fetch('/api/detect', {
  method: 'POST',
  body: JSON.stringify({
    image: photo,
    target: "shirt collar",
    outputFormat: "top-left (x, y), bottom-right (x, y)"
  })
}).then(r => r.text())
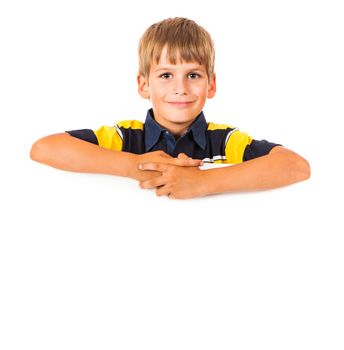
top-left (144, 109), bottom-right (165, 152)
top-left (144, 108), bottom-right (207, 152)
top-left (189, 110), bottom-right (207, 150)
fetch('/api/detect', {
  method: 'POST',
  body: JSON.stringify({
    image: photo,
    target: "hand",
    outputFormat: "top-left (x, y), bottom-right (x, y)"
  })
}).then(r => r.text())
top-left (137, 150), bottom-right (203, 167)
top-left (132, 151), bottom-right (203, 181)
top-left (138, 162), bottom-right (206, 199)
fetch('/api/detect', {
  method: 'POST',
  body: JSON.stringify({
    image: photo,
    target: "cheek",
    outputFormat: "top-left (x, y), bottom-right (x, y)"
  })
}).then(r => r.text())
top-left (149, 89), bottom-right (163, 101)
top-left (192, 82), bottom-right (208, 95)
top-left (195, 88), bottom-right (208, 100)
top-left (150, 83), bottom-right (168, 99)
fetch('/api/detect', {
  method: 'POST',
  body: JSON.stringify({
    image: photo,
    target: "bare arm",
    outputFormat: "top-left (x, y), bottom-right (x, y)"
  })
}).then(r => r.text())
top-left (201, 146), bottom-right (311, 194)
top-left (30, 133), bottom-right (202, 181)
top-left (138, 146), bottom-right (311, 199)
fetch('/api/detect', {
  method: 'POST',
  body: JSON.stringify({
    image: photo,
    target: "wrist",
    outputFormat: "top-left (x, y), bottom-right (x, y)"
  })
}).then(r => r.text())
top-left (125, 153), bottom-right (141, 179)
top-left (198, 167), bottom-right (226, 196)
top-left (106, 151), bottom-right (138, 179)
top-left (196, 168), bottom-right (214, 197)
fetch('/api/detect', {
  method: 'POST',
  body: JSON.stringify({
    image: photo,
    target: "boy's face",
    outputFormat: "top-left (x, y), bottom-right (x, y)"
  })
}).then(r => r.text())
top-left (138, 46), bottom-right (216, 136)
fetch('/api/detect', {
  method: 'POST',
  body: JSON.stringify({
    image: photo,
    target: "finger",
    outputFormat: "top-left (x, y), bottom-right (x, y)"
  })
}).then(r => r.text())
top-left (177, 153), bottom-right (189, 160)
top-left (155, 186), bottom-right (172, 198)
top-left (176, 153), bottom-right (203, 166)
top-left (140, 176), bottom-right (168, 189)
top-left (138, 162), bottom-right (170, 172)
top-left (174, 157), bottom-right (203, 167)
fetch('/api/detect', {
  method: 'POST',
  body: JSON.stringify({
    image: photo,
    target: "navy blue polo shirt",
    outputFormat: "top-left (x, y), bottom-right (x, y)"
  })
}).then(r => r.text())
top-left (66, 108), bottom-right (280, 164)
top-left (144, 108), bottom-right (208, 157)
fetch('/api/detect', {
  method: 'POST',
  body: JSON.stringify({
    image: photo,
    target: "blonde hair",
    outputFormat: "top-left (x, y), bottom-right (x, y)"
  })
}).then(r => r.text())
top-left (138, 17), bottom-right (215, 81)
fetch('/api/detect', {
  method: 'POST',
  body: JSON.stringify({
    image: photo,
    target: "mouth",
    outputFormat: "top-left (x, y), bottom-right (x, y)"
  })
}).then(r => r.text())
top-left (167, 101), bottom-right (195, 108)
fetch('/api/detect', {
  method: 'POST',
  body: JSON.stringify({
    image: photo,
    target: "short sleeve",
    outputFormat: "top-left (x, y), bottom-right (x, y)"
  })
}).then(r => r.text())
top-left (66, 125), bottom-right (123, 151)
top-left (66, 129), bottom-right (98, 145)
top-left (243, 139), bottom-right (281, 161)
top-left (225, 129), bottom-right (281, 164)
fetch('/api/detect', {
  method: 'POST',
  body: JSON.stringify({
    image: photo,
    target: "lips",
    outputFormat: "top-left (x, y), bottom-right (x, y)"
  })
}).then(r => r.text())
top-left (167, 101), bottom-right (194, 108)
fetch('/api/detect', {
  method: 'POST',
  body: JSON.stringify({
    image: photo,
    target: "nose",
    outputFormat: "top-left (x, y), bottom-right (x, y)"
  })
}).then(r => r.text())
top-left (172, 76), bottom-right (188, 95)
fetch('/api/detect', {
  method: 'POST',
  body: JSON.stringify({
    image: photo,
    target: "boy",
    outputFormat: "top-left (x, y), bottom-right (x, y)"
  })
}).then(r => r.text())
top-left (30, 17), bottom-right (310, 199)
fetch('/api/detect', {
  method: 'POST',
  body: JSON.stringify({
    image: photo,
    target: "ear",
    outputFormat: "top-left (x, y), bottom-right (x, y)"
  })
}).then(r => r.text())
top-left (207, 73), bottom-right (216, 99)
top-left (137, 74), bottom-right (150, 99)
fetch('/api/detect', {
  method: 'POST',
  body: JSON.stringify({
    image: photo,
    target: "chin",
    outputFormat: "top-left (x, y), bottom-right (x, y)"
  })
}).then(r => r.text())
top-left (167, 110), bottom-right (193, 119)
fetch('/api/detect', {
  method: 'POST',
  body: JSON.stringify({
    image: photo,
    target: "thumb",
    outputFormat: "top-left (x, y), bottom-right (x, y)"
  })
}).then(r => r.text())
top-left (175, 153), bottom-right (203, 167)
top-left (177, 153), bottom-right (189, 160)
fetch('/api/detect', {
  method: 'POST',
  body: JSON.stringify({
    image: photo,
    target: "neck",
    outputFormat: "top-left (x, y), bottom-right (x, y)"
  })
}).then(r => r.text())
top-left (159, 120), bottom-right (191, 138)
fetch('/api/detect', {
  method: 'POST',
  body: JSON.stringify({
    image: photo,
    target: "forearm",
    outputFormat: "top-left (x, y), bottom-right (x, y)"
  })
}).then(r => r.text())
top-left (30, 133), bottom-right (150, 179)
top-left (201, 149), bottom-right (311, 195)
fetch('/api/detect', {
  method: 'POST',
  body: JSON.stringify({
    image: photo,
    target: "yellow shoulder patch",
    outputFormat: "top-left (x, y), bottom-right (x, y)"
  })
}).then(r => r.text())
top-left (117, 120), bottom-right (144, 130)
top-left (94, 125), bottom-right (123, 151)
top-left (225, 130), bottom-right (253, 164)
top-left (207, 122), bottom-right (235, 131)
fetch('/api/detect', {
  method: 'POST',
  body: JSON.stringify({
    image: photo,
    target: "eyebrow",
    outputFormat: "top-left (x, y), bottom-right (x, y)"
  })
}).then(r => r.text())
top-left (154, 67), bottom-right (205, 73)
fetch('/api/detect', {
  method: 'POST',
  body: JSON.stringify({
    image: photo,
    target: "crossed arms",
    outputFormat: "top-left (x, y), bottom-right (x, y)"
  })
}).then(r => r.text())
top-left (30, 133), bottom-right (311, 199)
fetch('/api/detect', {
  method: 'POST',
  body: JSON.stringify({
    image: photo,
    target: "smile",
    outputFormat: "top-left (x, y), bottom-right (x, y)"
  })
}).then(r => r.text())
top-left (167, 101), bottom-right (194, 108)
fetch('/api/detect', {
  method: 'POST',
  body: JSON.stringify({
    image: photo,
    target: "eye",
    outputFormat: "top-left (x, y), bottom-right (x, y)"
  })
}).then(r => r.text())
top-left (188, 72), bottom-right (201, 79)
top-left (159, 73), bottom-right (172, 79)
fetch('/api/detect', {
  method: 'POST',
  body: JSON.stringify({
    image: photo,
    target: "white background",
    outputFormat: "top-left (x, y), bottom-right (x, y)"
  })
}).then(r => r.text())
top-left (1, 0), bottom-right (343, 349)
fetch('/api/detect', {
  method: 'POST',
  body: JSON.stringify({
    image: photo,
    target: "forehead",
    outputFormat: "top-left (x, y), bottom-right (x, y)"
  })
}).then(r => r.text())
top-left (152, 46), bottom-right (205, 71)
